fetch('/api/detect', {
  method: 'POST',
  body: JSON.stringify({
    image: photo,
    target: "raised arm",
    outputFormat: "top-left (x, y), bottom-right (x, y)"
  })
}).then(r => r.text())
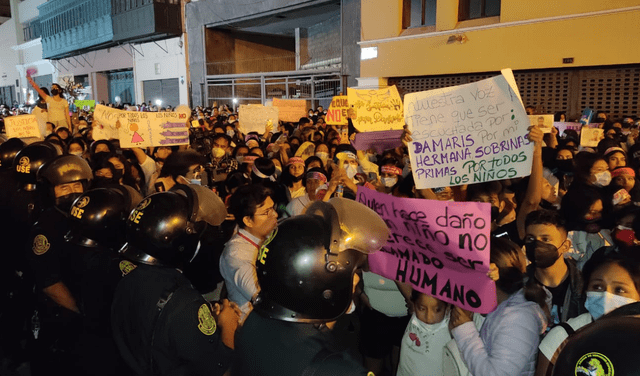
top-left (26, 75), bottom-right (48, 100)
top-left (517, 125), bottom-right (544, 239)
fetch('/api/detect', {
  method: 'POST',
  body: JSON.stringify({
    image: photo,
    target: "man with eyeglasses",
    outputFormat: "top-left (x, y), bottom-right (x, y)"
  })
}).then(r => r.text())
top-left (220, 184), bottom-right (278, 319)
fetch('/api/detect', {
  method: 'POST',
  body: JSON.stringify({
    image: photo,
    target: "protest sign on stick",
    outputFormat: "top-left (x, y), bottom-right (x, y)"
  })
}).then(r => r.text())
top-left (238, 105), bottom-right (279, 134)
top-left (356, 187), bottom-right (496, 313)
top-left (347, 86), bottom-right (404, 131)
top-left (404, 71), bottom-right (533, 189)
top-left (4, 114), bottom-right (42, 139)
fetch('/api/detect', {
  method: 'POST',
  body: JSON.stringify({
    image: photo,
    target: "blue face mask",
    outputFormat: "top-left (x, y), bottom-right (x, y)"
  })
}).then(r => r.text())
top-left (584, 291), bottom-right (637, 320)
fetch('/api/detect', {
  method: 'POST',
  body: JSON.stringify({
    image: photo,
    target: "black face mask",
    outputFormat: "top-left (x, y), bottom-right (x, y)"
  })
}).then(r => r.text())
top-left (92, 177), bottom-right (115, 189)
top-left (113, 169), bottom-right (124, 181)
top-left (490, 206), bottom-right (500, 222)
top-left (525, 239), bottom-right (561, 269)
top-left (596, 117), bottom-right (607, 123)
top-left (581, 218), bottom-right (602, 233)
top-left (51, 89), bottom-right (60, 96)
top-left (55, 192), bottom-right (82, 213)
top-left (554, 159), bottom-right (574, 174)
top-left (291, 174), bottom-right (303, 183)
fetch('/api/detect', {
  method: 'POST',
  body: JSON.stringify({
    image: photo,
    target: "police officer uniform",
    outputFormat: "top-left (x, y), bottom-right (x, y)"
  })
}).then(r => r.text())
top-left (112, 264), bottom-right (233, 375)
top-left (26, 154), bottom-right (93, 376)
top-left (232, 198), bottom-right (389, 376)
top-left (111, 185), bottom-right (235, 376)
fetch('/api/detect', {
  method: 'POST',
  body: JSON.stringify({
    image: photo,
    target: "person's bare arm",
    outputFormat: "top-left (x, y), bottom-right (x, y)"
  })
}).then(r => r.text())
top-left (131, 147), bottom-right (149, 164)
top-left (26, 76), bottom-right (47, 100)
top-left (517, 125), bottom-right (544, 239)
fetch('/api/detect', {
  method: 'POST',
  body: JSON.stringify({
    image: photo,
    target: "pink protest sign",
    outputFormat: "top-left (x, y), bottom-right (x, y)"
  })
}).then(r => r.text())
top-left (356, 187), bottom-right (497, 313)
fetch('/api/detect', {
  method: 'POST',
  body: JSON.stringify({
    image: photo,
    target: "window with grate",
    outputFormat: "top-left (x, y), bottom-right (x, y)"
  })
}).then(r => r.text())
top-left (388, 65), bottom-right (640, 120)
top-left (579, 67), bottom-right (640, 119)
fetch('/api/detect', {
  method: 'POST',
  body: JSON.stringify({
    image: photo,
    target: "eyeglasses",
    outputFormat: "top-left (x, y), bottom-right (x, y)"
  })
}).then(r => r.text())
top-left (255, 207), bottom-right (277, 217)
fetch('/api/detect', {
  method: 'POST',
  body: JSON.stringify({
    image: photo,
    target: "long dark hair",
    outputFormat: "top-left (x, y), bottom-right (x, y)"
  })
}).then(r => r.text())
top-left (491, 237), bottom-right (548, 311)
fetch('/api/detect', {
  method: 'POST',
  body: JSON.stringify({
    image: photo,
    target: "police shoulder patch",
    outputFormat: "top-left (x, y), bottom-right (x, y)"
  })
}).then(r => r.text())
top-left (575, 352), bottom-right (614, 376)
top-left (32, 234), bottom-right (50, 255)
top-left (197, 303), bottom-right (217, 336)
top-left (119, 260), bottom-right (137, 276)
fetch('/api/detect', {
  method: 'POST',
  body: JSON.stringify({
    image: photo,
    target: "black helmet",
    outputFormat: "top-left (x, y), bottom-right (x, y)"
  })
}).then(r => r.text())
top-left (553, 302), bottom-right (640, 376)
top-left (0, 138), bottom-right (26, 170)
top-left (121, 184), bottom-right (227, 267)
top-left (254, 198), bottom-right (388, 323)
top-left (37, 154), bottom-right (93, 209)
top-left (13, 142), bottom-right (59, 188)
top-left (65, 186), bottom-right (143, 250)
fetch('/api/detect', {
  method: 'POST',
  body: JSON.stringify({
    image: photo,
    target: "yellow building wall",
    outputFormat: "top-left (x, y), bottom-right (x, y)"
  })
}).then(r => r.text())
top-left (360, 0), bottom-right (640, 79)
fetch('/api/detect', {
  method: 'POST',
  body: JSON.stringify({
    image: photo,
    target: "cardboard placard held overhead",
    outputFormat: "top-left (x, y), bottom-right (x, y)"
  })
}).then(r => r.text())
top-left (580, 127), bottom-right (604, 147)
top-left (404, 70), bottom-right (533, 189)
top-left (326, 96), bottom-right (349, 126)
top-left (357, 187), bottom-right (496, 314)
top-left (117, 111), bottom-right (190, 148)
top-left (93, 105), bottom-right (128, 128)
top-left (4, 114), bottom-right (42, 139)
top-left (238, 105), bottom-right (279, 134)
top-left (528, 114), bottom-right (554, 133)
top-left (272, 98), bottom-right (307, 122)
top-left (347, 86), bottom-right (404, 132)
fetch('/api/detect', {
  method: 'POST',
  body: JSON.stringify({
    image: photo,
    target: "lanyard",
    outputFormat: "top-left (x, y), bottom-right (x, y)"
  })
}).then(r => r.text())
top-left (237, 232), bottom-right (259, 249)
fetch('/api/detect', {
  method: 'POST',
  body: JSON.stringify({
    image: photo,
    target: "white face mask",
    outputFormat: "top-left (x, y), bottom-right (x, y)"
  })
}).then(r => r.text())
top-left (69, 151), bottom-right (83, 157)
top-left (584, 290), bottom-right (637, 320)
top-left (226, 130), bottom-right (235, 137)
top-left (594, 170), bottom-right (612, 187)
top-left (381, 176), bottom-right (398, 188)
top-left (412, 311), bottom-right (450, 333)
top-left (345, 164), bottom-right (358, 180)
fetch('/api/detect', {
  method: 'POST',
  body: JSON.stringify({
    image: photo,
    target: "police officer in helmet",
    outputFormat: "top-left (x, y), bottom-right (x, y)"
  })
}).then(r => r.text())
top-left (232, 198), bottom-right (389, 376)
top-left (26, 154), bottom-right (92, 375)
top-left (63, 186), bottom-right (142, 375)
top-left (112, 184), bottom-right (240, 376)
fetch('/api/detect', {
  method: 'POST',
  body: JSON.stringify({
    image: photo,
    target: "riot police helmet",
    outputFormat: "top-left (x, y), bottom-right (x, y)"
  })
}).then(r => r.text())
top-left (37, 154), bottom-right (93, 210)
top-left (254, 198), bottom-right (388, 323)
top-left (0, 138), bottom-right (25, 170)
top-left (121, 184), bottom-right (227, 267)
top-left (65, 186), bottom-right (143, 250)
top-left (13, 141), bottom-right (59, 188)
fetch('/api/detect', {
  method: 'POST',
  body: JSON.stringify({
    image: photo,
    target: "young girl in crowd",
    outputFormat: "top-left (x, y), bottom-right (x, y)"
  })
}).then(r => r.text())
top-left (451, 237), bottom-right (548, 376)
top-left (397, 291), bottom-right (451, 376)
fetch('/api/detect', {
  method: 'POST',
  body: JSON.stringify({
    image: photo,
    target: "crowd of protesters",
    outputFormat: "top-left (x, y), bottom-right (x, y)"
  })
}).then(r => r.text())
top-left (1, 83), bottom-right (640, 376)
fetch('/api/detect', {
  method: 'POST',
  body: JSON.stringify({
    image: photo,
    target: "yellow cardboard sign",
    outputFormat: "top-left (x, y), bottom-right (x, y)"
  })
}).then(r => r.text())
top-left (326, 96), bottom-right (349, 126)
top-left (272, 98), bottom-right (307, 123)
top-left (347, 86), bottom-right (404, 131)
top-left (4, 114), bottom-right (42, 139)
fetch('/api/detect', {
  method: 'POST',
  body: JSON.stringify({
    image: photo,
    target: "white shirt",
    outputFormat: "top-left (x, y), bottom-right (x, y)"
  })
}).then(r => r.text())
top-left (397, 313), bottom-right (452, 376)
top-left (219, 228), bottom-right (262, 318)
